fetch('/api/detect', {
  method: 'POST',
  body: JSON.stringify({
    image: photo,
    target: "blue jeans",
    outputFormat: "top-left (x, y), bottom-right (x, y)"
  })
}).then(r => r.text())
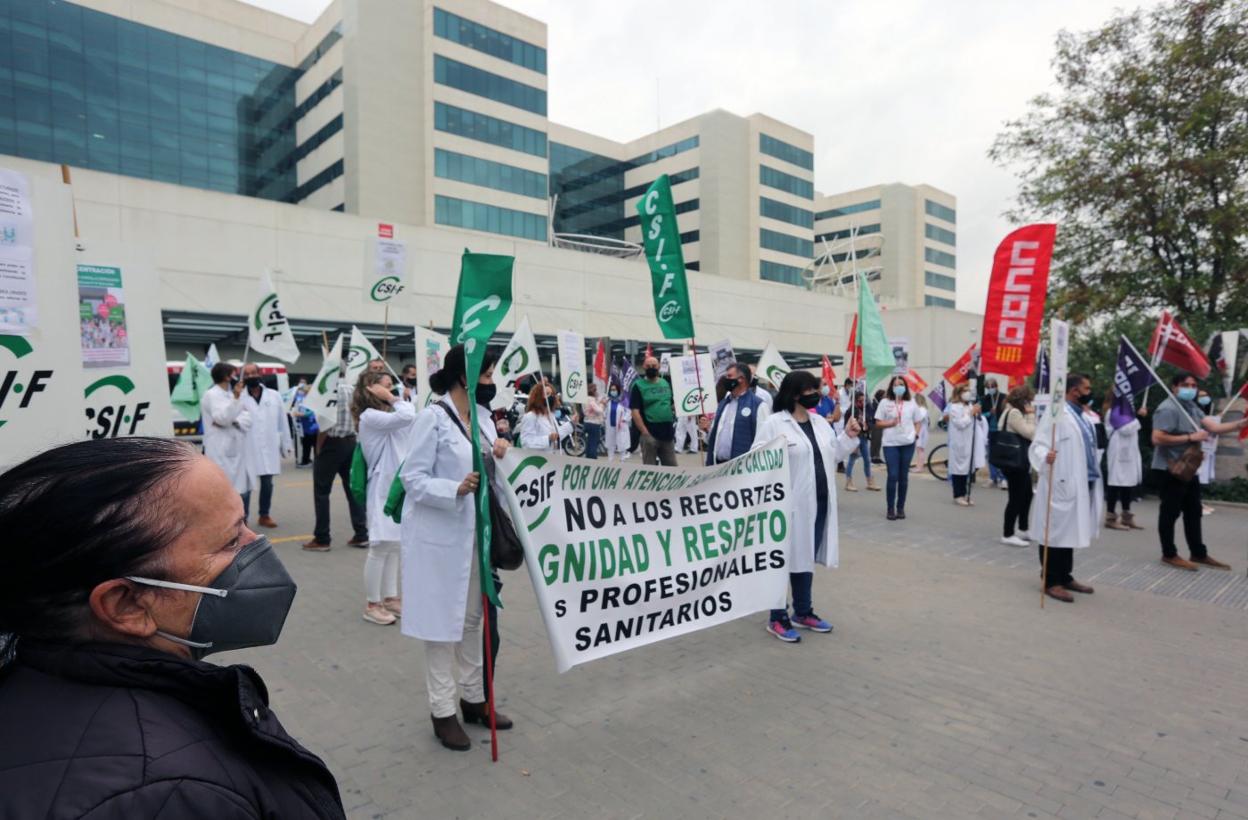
top-left (845, 434), bottom-right (872, 479)
top-left (771, 572), bottom-right (813, 621)
top-left (584, 422), bottom-right (603, 459)
top-left (883, 443), bottom-right (915, 512)
top-left (242, 474), bottom-right (274, 518)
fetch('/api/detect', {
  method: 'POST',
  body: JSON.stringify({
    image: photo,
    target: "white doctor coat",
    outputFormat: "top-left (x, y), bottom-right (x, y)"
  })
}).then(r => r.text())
top-left (399, 399), bottom-right (501, 643)
top-left (242, 385), bottom-right (293, 477)
top-left (518, 410), bottom-right (571, 450)
top-left (1028, 409), bottom-right (1103, 548)
top-left (1106, 419), bottom-right (1143, 488)
top-left (753, 410), bottom-right (858, 572)
top-left (946, 403), bottom-right (986, 475)
top-left (358, 400), bottom-right (416, 543)
top-left (201, 384), bottom-right (253, 494)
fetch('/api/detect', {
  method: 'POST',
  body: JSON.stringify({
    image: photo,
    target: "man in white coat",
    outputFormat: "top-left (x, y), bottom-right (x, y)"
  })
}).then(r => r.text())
top-left (1028, 374), bottom-right (1103, 603)
top-left (240, 363), bottom-right (293, 528)
top-left (200, 362), bottom-right (253, 504)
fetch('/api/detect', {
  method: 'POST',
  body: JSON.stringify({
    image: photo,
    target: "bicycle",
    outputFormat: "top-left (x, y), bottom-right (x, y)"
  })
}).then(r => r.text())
top-left (926, 443), bottom-right (949, 481)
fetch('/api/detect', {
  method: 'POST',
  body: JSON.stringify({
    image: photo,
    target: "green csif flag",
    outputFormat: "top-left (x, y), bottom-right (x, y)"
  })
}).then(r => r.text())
top-left (170, 353), bottom-right (212, 422)
top-left (856, 271), bottom-right (895, 391)
top-left (636, 174), bottom-right (695, 339)
top-left (452, 250), bottom-right (514, 608)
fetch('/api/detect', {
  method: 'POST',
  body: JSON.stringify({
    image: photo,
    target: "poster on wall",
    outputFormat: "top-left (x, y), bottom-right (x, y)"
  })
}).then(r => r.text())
top-left (0, 168), bottom-right (37, 335)
top-left (78, 265), bottom-right (130, 368)
top-left (889, 337), bottom-right (910, 375)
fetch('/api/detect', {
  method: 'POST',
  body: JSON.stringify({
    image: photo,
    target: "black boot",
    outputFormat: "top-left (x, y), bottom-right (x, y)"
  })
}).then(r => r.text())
top-left (461, 698), bottom-right (513, 730)
top-left (431, 714), bottom-right (471, 751)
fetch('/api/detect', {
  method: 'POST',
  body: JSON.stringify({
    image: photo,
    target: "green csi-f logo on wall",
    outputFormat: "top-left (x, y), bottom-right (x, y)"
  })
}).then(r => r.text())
top-left (508, 454), bottom-right (554, 532)
top-left (369, 276), bottom-right (405, 303)
top-left (84, 374), bottom-right (150, 439)
top-left (0, 336), bottom-right (52, 430)
top-left (681, 387), bottom-right (709, 414)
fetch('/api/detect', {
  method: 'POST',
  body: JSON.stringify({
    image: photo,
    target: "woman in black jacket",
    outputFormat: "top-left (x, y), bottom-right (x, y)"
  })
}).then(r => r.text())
top-left (0, 437), bottom-right (345, 819)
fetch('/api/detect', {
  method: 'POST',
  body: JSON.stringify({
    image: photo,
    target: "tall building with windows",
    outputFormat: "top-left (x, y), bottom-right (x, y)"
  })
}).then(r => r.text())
top-left (812, 183), bottom-right (957, 308)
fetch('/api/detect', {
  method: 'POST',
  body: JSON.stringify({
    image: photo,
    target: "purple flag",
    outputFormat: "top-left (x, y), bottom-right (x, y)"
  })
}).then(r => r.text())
top-left (1033, 347), bottom-right (1050, 393)
top-left (1110, 337), bottom-right (1154, 429)
top-left (927, 382), bottom-right (947, 411)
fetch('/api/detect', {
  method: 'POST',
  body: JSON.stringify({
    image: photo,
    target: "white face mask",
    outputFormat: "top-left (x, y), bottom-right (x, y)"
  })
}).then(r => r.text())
top-left (961, 392), bottom-right (972, 402)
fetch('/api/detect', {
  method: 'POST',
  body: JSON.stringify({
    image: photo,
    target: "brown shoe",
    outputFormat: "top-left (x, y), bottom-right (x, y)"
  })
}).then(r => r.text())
top-left (461, 698), bottom-right (513, 731)
top-left (431, 714), bottom-right (471, 751)
top-left (1045, 586), bottom-right (1075, 603)
top-left (1120, 511), bottom-right (1145, 530)
top-left (301, 539), bottom-right (330, 552)
top-left (1161, 556), bottom-right (1198, 571)
top-left (1192, 556), bottom-right (1231, 571)
top-left (346, 535), bottom-right (369, 548)
top-left (866, 480), bottom-right (881, 492)
top-left (1104, 513), bottom-right (1129, 531)
top-left (257, 515), bottom-right (278, 528)
top-left (1064, 580), bottom-right (1094, 594)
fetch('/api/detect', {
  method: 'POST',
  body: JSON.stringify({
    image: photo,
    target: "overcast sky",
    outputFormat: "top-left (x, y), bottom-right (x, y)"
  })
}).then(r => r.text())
top-left (246, 0), bottom-right (1159, 314)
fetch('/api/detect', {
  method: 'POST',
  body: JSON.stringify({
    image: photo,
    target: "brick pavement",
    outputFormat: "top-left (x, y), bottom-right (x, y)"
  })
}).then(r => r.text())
top-left (224, 458), bottom-right (1248, 820)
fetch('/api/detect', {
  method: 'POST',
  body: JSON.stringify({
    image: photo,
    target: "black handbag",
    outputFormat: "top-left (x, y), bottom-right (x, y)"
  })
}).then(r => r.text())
top-left (989, 408), bottom-right (1030, 471)
top-left (435, 403), bottom-right (525, 570)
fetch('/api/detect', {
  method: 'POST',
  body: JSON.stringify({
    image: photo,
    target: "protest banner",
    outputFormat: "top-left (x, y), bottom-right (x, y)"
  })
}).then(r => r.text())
top-left (857, 270), bottom-right (895, 390)
top-left (979, 224), bottom-right (1056, 379)
top-left (496, 439), bottom-right (793, 672)
top-left (670, 353), bottom-right (716, 417)
top-left (557, 329), bottom-right (587, 405)
top-left (708, 339), bottom-right (736, 379)
top-left (413, 326), bottom-right (449, 408)
top-left (493, 316), bottom-right (541, 410)
top-left (248, 269), bottom-right (300, 364)
top-left (636, 174), bottom-right (695, 339)
top-left (363, 237), bottom-right (408, 306)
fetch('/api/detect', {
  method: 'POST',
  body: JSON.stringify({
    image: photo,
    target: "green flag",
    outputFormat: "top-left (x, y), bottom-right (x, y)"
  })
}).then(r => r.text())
top-left (856, 271), bottom-right (895, 390)
top-left (170, 353), bottom-right (211, 422)
top-left (451, 250), bottom-right (514, 608)
top-left (636, 174), bottom-right (695, 339)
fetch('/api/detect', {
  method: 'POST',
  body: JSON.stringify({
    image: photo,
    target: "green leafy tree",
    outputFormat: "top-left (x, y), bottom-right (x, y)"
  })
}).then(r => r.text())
top-left (990, 0), bottom-right (1248, 328)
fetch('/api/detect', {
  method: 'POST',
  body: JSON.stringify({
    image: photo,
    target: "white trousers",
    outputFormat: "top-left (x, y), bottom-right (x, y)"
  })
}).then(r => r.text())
top-left (603, 423), bottom-right (630, 459)
top-left (674, 415), bottom-right (698, 452)
top-left (422, 551), bottom-right (484, 717)
top-left (364, 539), bottom-right (400, 602)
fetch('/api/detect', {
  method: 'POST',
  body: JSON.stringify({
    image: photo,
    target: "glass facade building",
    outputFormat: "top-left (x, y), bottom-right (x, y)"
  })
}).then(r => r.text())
top-left (759, 164), bottom-right (813, 199)
top-left (434, 148), bottom-right (546, 199)
top-left (434, 194), bottom-right (546, 241)
top-left (433, 7), bottom-right (545, 74)
top-left (433, 55), bottom-right (546, 115)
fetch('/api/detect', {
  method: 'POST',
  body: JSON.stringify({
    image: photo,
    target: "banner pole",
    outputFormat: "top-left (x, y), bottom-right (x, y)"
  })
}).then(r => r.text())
top-left (481, 591), bottom-right (499, 762)
top-left (381, 303), bottom-right (390, 360)
top-left (1038, 409), bottom-right (1060, 608)
top-left (1123, 336), bottom-right (1201, 430)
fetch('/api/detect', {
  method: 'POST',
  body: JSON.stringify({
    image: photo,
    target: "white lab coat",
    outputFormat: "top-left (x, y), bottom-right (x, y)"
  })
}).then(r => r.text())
top-left (201, 384), bottom-right (253, 493)
top-left (753, 411), bottom-right (858, 573)
top-left (1027, 409), bottom-right (1103, 548)
top-left (946, 403), bottom-right (985, 475)
top-left (242, 386), bottom-right (293, 477)
top-left (1197, 414), bottom-right (1219, 484)
top-left (518, 410), bottom-right (571, 450)
top-left (1106, 419), bottom-right (1143, 488)
top-left (399, 399), bottom-right (500, 642)
top-left (358, 400), bottom-right (416, 543)
top-left (915, 405), bottom-right (930, 450)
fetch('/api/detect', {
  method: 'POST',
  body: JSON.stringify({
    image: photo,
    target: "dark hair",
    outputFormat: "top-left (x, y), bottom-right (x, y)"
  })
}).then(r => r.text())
top-left (427, 344), bottom-right (498, 394)
top-left (1067, 373), bottom-right (1091, 392)
top-left (0, 438), bottom-right (196, 660)
top-left (773, 370), bottom-right (820, 414)
top-left (722, 361), bottom-right (745, 380)
top-left (401, 363), bottom-right (417, 375)
top-left (210, 362), bottom-right (235, 384)
top-left (886, 375), bottom-right (912, 401)
top-left (1169, 371), bottom-right (1196, 387)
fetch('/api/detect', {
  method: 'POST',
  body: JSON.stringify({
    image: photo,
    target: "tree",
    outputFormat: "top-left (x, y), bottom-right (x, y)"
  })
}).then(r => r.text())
top-left (990, 0), bottom-right (1248, 329)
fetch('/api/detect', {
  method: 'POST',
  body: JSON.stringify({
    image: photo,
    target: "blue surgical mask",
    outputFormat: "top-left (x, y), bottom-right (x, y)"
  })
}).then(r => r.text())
top-left (893, 385), bottom-right (906, 398)
top-left (1197, 395), bottom-right (1211, 407)
top-left (1177, 387), bottom-right (1197, 402)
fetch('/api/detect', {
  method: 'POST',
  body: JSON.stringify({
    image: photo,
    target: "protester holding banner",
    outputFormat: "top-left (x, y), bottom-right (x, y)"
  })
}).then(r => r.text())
top-left (201, 362), bottom-right (254, 501)
top-left (631, 355), bottom-right (678, 466)
top-left (1105, 401), bottom-right (1146, 531)
top-left (874, 375), bottom-right (922, 520)
top-left (604, 382), bottom-right (632, 461)
top-left (399, 346), bottom-right (512, 752)
top-left (353, 371), bottom-right (415, 627)
top-left (705, 362), bottom-right (769, 465)
top-left (240, 363), bottom-right (294, 528)
top-left (754, 371), bottom-right (861, 642)
top-left (581, 383), bottom-right (605, 459)
top-left (518, 384), bottom-right (571, 451)
top-left (999, 385), bottom-right (1037, 546)
top-left (844, 392), bottom-right (878, 492)
top-left (947, 386), bottom-right (983, 505)
top-left (910, 392), bottom-right (931, 472)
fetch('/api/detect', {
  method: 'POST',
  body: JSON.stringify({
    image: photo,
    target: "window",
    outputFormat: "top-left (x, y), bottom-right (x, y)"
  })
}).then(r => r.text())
top-left (297, 23), bottom-right (342, 73)
top-left (924, 223), bottom-right (955, 246)
top-left (816, 199), bottom-right (879, 220)
top-left (760, 229), bottom-right (813, 259)
top-left (760, 260), bottom-right (807, 286)
top-left (924, 199), bottom-right (956, 224)
top-left (759, 196), bottom-right (813, 229)
top-left (817, 223), bottom-right (880, 243)
top-left (759, 133), bottom-right (813, 170)
top-left (434, 194), bottom-right (547, 241)
top-left (924, 247), bottom-right (956, 268)
top-left (925, 295), bottom-right (955, 309)
top-left (434, 148), bottom-right (546, 199)
top-left (434, 8), bottom-right (546, 74)
top-left (433, 55), bottom-right (546, 115)
top-left (680, 229), bottom-right (699, 244)
top-left (685, 261), bottom-right (700, 271)
top-left (925, 271), bottom-right (956, 291)
top-left (627, 136), bottom-right (698, 167)
top-left (434, 102), bottom-right (546, 157)
top-left (759, 165), bottom-right (814, 199)
top-left (287, 158), bottom-right (343, 203)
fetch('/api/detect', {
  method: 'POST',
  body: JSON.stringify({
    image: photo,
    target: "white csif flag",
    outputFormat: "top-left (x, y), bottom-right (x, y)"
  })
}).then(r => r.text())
top-left (492, 315), bottom-right (543, 410)
top-left (248, 270), bottom-right (301, 363)
top-left (303, 334), bottom-right (343, 425)
top-left (346, 325), bottom-right (393, 381)
top-left (756, 342), bottom-right (791, 388)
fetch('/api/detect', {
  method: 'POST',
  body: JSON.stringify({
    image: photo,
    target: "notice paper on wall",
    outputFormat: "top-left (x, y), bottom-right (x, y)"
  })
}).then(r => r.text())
top-left (0, 168), bottom-right (37, 335)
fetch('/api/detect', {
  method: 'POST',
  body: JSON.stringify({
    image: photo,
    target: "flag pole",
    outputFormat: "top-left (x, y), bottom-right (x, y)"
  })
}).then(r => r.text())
top-left (481, 591), bottom-right (499, 762)
top-left (1123, 336), bottom-right (1201, 430)
top-left (381, 304), bottom-right (390, 360)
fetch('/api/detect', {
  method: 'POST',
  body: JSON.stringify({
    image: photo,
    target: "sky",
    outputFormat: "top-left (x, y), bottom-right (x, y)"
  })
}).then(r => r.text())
top-left (245, 0), bottom-right (1161, 314)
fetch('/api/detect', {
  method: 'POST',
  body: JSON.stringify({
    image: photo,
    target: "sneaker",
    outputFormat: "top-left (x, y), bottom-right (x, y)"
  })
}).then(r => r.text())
top-left (845, 481), bottom-right (858, 492)
top-left (363, 603), bottom-right (396, 625)
top-left (955, 497), bottom-right (971, 507)
top-left (999, 481), bottom-right (1009, 490)
top-left (1016, 529), bottom-right (1030, 540)
top-left (301, 539), bottom-right (331, 552)
top-left (1001, 535), bottom-right (1030, 547)
top-left (792, 614), bottom-right (833, 633)
top-left (382, 596), bottom-right (402, 616)
top-left (1201, 505), bottom-right (1215, 516)
top-left (765, 619), bottom-right (801, 643)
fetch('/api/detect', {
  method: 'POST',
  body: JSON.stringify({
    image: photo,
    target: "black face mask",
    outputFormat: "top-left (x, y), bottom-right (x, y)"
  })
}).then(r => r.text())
top-left (723, 378), bottom-right (740, 391)
top-left (475, 384), bottom-right (497, 406)
top-left (645, 367), bottom-right (660, 378)
top-left (244, 377), bottom-right (262, 390)
top-left (798, 393), bottom-right (821, 410)
top-left (404, 376), bottom-right (418, 388)
top-left (1076, 392), bottom-right (1093, 405)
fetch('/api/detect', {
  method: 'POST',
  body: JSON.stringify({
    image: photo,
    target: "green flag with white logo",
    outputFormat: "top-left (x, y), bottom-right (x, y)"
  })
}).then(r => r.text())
top-left (857, 270), bottom-right (895, 391)
top-left (170, 353), bottom-right (212, 422)
top-left (452, 250), bottom-right (514, 608)
top-left (636, 174), bottom-right (695, 339)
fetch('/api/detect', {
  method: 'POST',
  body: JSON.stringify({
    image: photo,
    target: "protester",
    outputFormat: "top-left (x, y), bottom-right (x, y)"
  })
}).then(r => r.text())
top-left (1105, 399), bottom-right (1147, 531)
top-left (1196, 389), bottom-right (1217, 515)
top-left (999, 385), bottom-right (1037, 545)
top-left (304, 361), bottom-right (369, 553)
top-left (749, 365), bottom-right (773, 404)
top-left (399, 346), bottom-right (512, 752)
top-left (910, 392), bottom-right (930, 472)
top-left (816, 383), bottom-right (841, 425)
top-left (200, 361), bottom-right (253, 502)
top-left (367, 358), bottom-right (387, 374)
top-left (519, 383), bottom-right (571, 450)
top-left (631, 355), bottom-right (678, 466)
top-left (1028, 374), bottom-right (1102, 602)
top-left (1150, 373), bottom-right (1246, 570)
top-left (753, 371), bottom-right (861, 642)
top-left (354, 370), bottom-right (415, 627)
top-left (947, 384), bottom-right (983, 506)
top-left (293, 382), bottom-right (319, 467)
top-left (604, 382), bottom-right (632, 461)
top-left (869, 389), bottom-right (886, 464)
top-left (400, 363), bottom-right (419, 401)
top-left (0, 438), bottom-right (345, 818)
top-left (982, 378), bottom-right (1008, 489)
top-left (874, 375), bottom-right (922, 520)
top-left (582, 382), bottom-right (605, 459)
top-left (844, 391), bottom-right (879, 491)
top-left (705, 361), bottom-right (769, 465)
top-left (494, 415), bottom-right (514, 443)
top-left (240, 363), bottom-right (293, 528)
top-left (674, 404), bottom-right (700, 454)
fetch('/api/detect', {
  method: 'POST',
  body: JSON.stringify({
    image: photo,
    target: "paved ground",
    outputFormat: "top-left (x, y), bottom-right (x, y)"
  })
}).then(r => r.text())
top-left (224, 455), bottom-right (1248, 820)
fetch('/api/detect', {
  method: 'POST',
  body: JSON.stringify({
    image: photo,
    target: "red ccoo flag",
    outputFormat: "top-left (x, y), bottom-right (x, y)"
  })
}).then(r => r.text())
top-left (821, 355), bottom-right (837, 389)
top-left (1148, 311), bottom-right (1211, 378)
top-left (980, 224), bottom-right (1056, 379)
top-left (902, 369), bottom-right (929, 394)
top-left (593, 339), bottom-right (608, 382)
top-left (943, 344), bottom-right (977, 387)
top-left (846, 315), bottom-right (864, 380)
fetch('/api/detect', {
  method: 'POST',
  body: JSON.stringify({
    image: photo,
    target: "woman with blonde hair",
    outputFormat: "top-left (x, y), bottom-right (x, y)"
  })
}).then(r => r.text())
top-left (910, 392), bottom-right (930, 472)
top-left (518, 382), bottom-right (571, 450)
top-left (353, 370), bottom-right (414, 625)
